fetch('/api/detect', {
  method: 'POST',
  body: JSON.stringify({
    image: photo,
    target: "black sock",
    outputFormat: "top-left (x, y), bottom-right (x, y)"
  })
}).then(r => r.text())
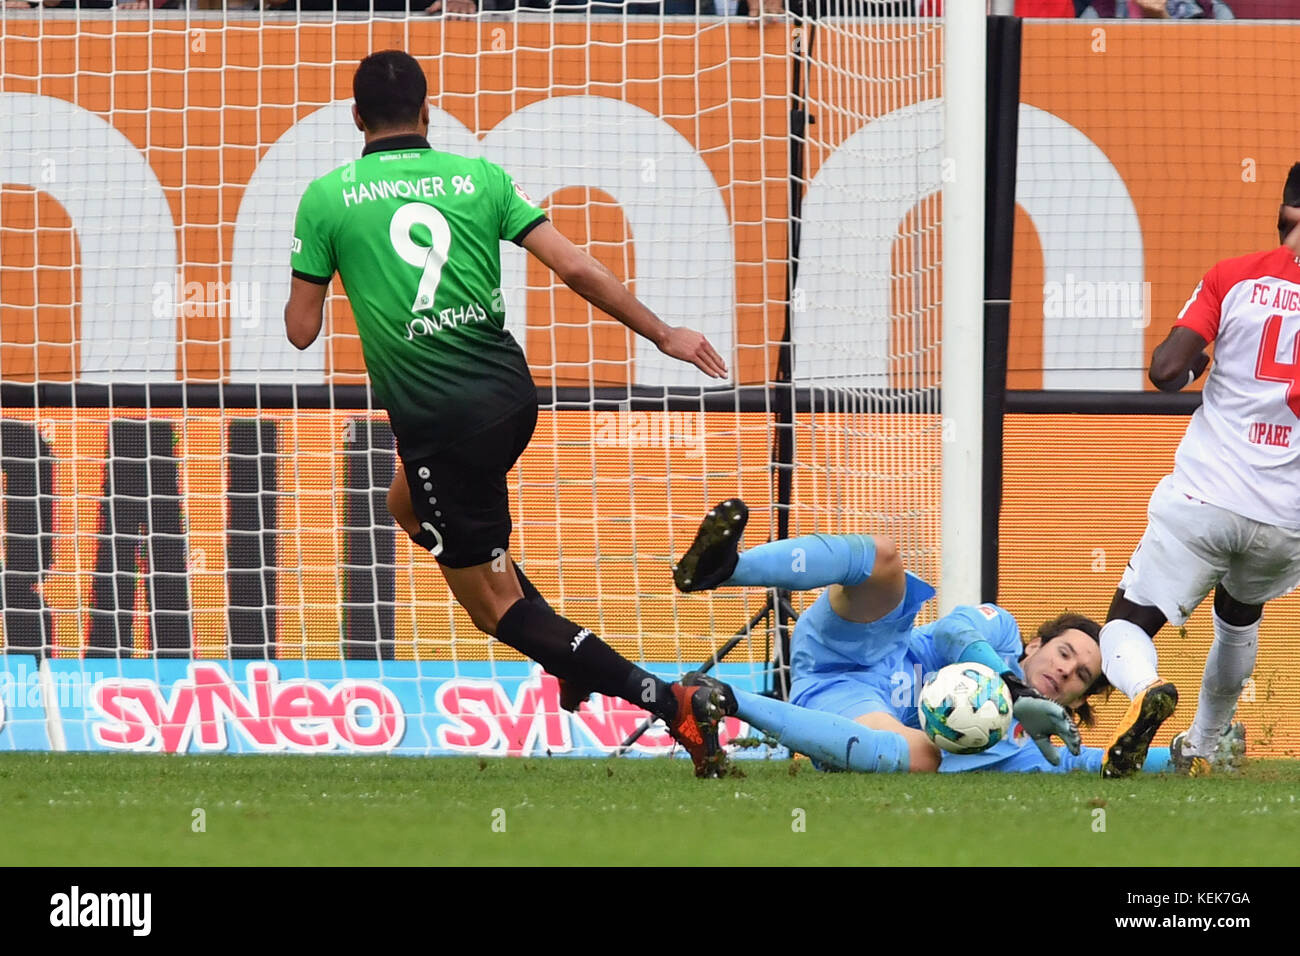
top-left (573, 634), bottom-right (677, 721)
top-left (513, 562), bottom-right (594, 701)
top-left (495, 599), bottom-right (677, 720)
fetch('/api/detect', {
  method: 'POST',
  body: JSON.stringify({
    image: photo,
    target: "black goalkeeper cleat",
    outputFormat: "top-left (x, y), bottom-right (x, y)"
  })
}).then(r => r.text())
top-left (673, 499), bottom-right (749, 592)
top-left (1102, 681), bottom-right (1178, 779)
top-left (682, 670), bottom-right (739, 718)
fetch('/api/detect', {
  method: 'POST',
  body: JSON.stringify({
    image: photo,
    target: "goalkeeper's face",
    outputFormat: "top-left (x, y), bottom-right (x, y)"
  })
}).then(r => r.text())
top-left (1019, 628), bottom-right (1102, 707)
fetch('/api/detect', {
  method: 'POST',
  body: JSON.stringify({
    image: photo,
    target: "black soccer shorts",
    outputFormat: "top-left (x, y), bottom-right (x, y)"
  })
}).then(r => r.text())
top-left (400, 401), bottom-right (538, 568)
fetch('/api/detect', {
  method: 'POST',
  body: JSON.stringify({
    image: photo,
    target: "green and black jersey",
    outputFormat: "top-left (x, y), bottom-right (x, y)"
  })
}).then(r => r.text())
top-left (291, 134), bottom-right (547, 458)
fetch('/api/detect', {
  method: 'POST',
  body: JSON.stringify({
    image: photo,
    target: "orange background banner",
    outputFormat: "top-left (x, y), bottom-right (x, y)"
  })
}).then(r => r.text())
top-left (0, 407), bottom-right (937, 658)
top-left (0, 20), bottom-right (793, 386)
top-left (6, 21), bottom-right (1300, 389)
top-left (1014, 22), bottom-right (1300, 389)
top-left (1, 19), bottom-right (949, 388)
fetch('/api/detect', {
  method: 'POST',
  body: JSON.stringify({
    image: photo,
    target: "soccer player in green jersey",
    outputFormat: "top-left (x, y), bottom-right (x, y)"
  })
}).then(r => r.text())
top-left (285, 50), bottom-right (731, 777)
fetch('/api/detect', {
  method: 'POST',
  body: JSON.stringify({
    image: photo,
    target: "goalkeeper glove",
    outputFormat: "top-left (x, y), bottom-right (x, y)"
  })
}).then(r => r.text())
top-left (1002, 674), bottom-right (1082, 766)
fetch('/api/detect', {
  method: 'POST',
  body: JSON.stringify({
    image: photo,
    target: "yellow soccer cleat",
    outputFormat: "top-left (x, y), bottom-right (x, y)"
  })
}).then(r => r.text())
top-left (1102, 681), bottom-right (1178, 779)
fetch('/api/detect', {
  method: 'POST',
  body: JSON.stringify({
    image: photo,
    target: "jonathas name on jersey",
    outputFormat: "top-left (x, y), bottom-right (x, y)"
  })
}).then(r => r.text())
top-left (405, 300), bottom-right (494, 338)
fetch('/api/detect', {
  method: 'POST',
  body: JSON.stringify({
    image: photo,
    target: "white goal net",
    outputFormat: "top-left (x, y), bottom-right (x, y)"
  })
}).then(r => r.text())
top-left (0, 7), bottom-right (946, 758)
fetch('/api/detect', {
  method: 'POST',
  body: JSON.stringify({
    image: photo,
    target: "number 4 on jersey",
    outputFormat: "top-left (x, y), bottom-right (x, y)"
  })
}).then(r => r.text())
top-left (1254, 313), bottom-right (1300, 419)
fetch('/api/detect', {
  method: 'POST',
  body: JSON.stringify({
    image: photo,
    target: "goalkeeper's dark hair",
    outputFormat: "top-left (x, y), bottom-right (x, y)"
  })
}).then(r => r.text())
top-left (353, 50), bottom-right (427, 133)
top-left (1027, 612), bottom-right (1109, 728)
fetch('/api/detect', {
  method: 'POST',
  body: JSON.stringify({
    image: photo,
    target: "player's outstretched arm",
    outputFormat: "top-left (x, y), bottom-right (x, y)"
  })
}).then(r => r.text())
top-left (1148, 326), bottom-right (1210, 392)
top-left (926, 607), bottom-right (1084, 762)
top-left (521, 222), bottom-right (727, 379)
top-left (285, 276), bottom-right (329, 350)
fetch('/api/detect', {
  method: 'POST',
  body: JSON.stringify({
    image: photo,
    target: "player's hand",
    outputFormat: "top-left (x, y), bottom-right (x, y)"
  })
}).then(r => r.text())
top-left (425, 0), bottom-right (476, 15)
top-left (657, 327), bottom-right (728, 380)
top-left (1011, 694), bottom-right (1081, 766)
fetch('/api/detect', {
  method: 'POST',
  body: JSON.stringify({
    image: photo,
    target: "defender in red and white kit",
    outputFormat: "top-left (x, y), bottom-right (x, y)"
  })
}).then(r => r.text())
top-left (1100, 165), bottom-right (1300, 778)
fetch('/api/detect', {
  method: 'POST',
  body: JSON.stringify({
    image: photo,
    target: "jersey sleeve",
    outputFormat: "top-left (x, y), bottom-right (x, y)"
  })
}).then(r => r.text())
top-left (1174, 262), bottom-right (1224, 343)
top-left (290, 179), bottom-right (336, 284)
top-left (982, 745), bottom-right (1166, 775)
top-left (939, 737), bottom-right (1102, 774)
top-left (932, 604), bottom-right (1024, 671)
top-left (490, 161), bottom-right (548, 245)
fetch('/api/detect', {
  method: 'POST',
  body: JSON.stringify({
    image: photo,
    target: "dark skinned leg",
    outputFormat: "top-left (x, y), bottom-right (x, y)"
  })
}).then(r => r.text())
top-left (1101, 589), bottom-right (1176, 778)
top-left (1106, 588), bottom-right (1168, 639)
top-left (1213, 584), bottom-right (1262, 627)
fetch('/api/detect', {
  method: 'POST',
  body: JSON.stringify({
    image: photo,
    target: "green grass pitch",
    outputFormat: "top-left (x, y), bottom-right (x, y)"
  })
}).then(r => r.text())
top-left (2, 753), bottom-right (1299, 866)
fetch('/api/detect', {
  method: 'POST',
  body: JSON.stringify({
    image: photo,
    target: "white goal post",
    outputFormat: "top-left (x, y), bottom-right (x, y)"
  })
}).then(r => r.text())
top-left (941, 1), bottom-right (986, 612)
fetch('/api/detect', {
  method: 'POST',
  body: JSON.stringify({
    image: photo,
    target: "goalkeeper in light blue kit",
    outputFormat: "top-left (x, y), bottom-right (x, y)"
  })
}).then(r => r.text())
top-left (675, 500), bottom-right (1245, 774)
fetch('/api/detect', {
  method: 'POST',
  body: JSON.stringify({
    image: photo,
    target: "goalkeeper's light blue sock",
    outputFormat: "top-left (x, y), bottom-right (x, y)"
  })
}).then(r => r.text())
top-left (734, 690), bottom-right (909, 773)
top-left (724, 534), bottom-right (876, 591)
top-left (1143, 747), bottom-right (1171, 774)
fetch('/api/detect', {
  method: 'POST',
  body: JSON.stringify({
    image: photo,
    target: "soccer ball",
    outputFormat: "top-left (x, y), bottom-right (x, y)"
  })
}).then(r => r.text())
top-left (917, 662), bottom-right (1013, 755)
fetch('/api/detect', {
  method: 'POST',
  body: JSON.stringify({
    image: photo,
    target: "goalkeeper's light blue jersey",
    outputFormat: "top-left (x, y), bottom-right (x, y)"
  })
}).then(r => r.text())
top-left (939, 725), bottom-right (1100, 773)
top-left (909, 602), bottom-right (1026, 681)
top-left (910, 604), bottom-right (1076, 773)
top-left (915, 605), bottom-right (1103, 774)
top-left (790, 588), bottom-right (1027, 732)
top-left (916, 607), bottom-right (1171, 773)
